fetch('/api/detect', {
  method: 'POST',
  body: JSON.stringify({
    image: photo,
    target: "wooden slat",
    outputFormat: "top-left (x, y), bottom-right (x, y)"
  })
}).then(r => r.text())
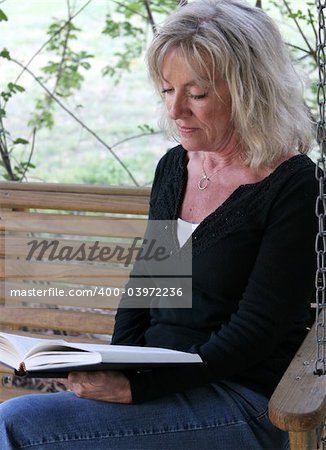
top-left (0, 188), bottom-right (149, 215)
top-left (0, 181), bottom-right (150, 197)
top-left (268, 319), bottom-right (326, 432)
top-left (0, 365), bottom-right (12, 376)
top-left (1, 259), bottom-right (130, 287)
top-left (0, 333), bottom-right (109, 345)
top-left (0, 307), bottom-right (116, 335)
top-left (0, 212), bottom-right (147, 236)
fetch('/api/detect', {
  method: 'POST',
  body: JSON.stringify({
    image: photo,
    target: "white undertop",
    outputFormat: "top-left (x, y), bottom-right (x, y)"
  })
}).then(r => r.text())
top-left (177, 218), bottom-right (200, 247)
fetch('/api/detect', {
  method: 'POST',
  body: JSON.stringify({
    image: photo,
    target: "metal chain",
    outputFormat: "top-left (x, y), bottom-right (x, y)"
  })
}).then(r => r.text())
top-left (315, 0), bottom-right (326, 376)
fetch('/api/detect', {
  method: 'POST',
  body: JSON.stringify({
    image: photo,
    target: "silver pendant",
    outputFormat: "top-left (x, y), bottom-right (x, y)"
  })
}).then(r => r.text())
top-left (198, 175), bottom-right (209, 190)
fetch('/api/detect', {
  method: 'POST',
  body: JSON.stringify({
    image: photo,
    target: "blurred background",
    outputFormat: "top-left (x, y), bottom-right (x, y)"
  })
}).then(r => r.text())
top-left (0, 0), bottom-right (319, 186)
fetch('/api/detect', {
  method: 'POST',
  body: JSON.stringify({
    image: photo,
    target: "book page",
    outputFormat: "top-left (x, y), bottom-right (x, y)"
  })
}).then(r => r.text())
top-left (25, 350), bottom-right (102, 371)
top-left (0, 332), bottom-right (67, 360)
top-left (67, 343), bottom-right (203, 364)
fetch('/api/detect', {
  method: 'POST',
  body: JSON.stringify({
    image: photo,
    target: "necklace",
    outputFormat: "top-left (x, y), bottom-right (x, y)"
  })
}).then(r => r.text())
top-left (198, 157), bottom-right (231, 190)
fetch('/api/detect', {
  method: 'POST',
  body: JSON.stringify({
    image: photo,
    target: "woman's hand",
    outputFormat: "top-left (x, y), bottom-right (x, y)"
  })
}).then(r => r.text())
top-left (59, 371), bottom-right (132, 404)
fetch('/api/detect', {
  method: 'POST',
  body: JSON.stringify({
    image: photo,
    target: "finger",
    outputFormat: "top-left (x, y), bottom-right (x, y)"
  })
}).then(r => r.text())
top-left (68, 371), bottom-right (89, 384)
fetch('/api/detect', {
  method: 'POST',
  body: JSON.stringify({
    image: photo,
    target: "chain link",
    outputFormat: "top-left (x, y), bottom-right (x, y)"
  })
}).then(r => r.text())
top-left (315, 0), bottom-right (326, 376)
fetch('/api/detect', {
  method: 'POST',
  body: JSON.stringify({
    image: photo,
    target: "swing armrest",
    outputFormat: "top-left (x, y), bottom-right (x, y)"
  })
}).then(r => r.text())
top-left (268, 317), bottom-right (326, 433)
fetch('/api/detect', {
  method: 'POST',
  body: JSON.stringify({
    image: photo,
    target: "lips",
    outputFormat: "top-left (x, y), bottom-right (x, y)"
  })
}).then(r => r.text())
top-left (177, 125), bottom-right (199, 135)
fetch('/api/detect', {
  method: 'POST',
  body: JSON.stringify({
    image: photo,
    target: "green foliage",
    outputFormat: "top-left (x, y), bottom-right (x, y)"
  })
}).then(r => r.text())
top-left (29, 98), bottom-right (55, 129)
top-left (0, 57), bottom-right (30, 180)
top-left (0, 132), bottom-right (31, 181)
top-left (43, 21), bottom-right (94, 96)
top-left (138, 123), bottom-right (155, 134)
top-left (1, 82), bottom-right (25, 101)
top-left (0, 0), bottom-right (176, 181)
top-left (115, 0), bottom-right (177, 18)
top-left (13, 138), bottom-right (29, 145)
top-left (102, 0), bottom-right (177, 81)
top-left (29, 18), bottom-right (94, 131)
top-left (0, 0), bottom-right (320, 183)
top-left (0, 48), bottom-right (10, 59)
top-left (102, 14), bottom-right (146, 80)
top-left (12, 160), bottom-right (35, 177)
top-left (270, 0), bottom-right (316, 31)
top-left (0, 9), bottom-right (8, 22)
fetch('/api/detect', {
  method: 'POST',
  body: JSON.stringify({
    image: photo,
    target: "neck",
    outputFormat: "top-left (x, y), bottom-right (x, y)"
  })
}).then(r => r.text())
top-left (188, 130), bottom-right (243, 171)
top-left (203, 151), bottom-right (239, 172)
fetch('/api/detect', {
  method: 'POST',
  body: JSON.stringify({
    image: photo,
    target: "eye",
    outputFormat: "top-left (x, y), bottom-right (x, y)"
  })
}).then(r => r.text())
top-left (189, 92), bottom-right (208, 100)
top-left (161, 88), bottom-right (174, 95)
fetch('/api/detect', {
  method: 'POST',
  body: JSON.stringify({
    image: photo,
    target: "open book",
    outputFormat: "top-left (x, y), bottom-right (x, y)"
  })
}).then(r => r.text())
top-left (0, 332), bottom-right (203, 377)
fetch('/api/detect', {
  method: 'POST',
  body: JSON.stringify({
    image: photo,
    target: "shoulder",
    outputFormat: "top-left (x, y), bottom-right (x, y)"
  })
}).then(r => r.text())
top-left (150, 145), bottom-right (185, 195)
top-left (261, 154), bottom-right (317, 198)
top-left (266, 155), bottom-right (318, 225)
top-left (273, 154), bottom-right (317, 196)
top-left (147, 145), bottom-right (185, 219)
top-left (235, 155), bottom-right (317, 226)
top-left (154, 145), bottom-right (185, 175)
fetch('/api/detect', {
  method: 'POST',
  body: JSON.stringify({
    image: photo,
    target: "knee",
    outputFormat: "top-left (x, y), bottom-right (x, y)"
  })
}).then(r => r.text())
top-left (0, 398), bottom-right (20, 449)
top-left (0, 396), bottom-right (34, 449)
top-left (0, 396), bottom-right (22, 426)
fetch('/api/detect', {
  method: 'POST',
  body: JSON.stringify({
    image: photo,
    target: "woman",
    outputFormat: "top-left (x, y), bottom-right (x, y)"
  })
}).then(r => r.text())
top-left (0, 0), bottom-right (317, 449)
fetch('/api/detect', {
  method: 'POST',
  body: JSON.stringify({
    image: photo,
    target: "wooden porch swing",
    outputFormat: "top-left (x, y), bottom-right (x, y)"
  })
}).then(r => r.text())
top-left (268, 2), bottom-right (326, 448)
top-left (0, 3), bottom-right (325, 450)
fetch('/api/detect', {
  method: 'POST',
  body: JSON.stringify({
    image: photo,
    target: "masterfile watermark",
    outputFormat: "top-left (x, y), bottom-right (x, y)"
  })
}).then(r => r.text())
top-left (25, 237), bottom-right (169, 267)
top-left (4, 218), bottom-right (193, 308)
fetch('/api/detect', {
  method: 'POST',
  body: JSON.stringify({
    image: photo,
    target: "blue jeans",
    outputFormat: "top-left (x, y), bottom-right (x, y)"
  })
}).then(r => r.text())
top-left (0, 381), bottom-right (289, 450)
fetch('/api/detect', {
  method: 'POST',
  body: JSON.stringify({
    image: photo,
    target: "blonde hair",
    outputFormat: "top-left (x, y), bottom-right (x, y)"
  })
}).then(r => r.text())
top-left (147, 0), bottom-right (313, 168)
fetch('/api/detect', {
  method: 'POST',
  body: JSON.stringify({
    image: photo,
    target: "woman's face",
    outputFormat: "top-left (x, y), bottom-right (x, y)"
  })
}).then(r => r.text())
top-left (161, 48), bottom-right (233, 153)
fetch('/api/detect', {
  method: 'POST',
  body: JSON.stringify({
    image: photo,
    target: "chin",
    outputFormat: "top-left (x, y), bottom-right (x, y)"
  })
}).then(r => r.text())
top-left (180, 140), bottom-right (206, 152)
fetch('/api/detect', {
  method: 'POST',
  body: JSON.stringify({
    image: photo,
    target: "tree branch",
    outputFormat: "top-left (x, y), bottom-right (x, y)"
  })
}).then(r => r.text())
top-left (143, 0), bottom-right (156, 35)
top-left (52, 0), bottom-right (73, 96)
top-left (0, 99), bottom-right (17, 180)
top-left (111, 131), bottom-right (160, 149)
top-left (10, 58), bottom-right (140, 186)
top-left (12, 0), bottom-right (93, 89)
top-left (110, 0), bottom-right (148, 20)
top-left (308, 8), bottom-right (318, 54)
top-left (19, 127), bottom-right (36, 181)
top-left (282, 0), bottom-right (315, 60)
top-left (285, 42), bottom-right (314, 55)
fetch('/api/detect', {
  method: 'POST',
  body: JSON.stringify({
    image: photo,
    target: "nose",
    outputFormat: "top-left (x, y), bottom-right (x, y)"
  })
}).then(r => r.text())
top-left (167, 93), bottom-right (191, 120)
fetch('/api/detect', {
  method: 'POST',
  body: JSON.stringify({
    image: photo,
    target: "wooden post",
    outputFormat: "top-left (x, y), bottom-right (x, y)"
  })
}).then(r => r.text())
top-left (289, 430), bottom-right (317, 450)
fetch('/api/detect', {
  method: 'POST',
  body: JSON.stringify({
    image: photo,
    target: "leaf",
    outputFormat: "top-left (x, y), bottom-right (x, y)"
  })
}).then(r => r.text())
top-left (7, 82), bottom-right (25, 94)
top-left (0, 48), bottom-right (10, 60)
top-left (1, 91), bottom-right (11, 101)
top-left (0, 9), bottom-right (8, 22)
top-left (13, 138), bottom-right (29, 145)
top-left (0, 108), bottom-right (6, 118)
top-left (138, 124), bottom-right (155, 134)
top-left (102, 18), bottom-right (121, 38)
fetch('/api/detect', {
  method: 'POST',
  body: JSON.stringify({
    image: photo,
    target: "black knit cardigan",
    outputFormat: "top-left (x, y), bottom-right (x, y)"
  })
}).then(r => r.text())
top-left (112, 145), bottom-right (318, 404)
